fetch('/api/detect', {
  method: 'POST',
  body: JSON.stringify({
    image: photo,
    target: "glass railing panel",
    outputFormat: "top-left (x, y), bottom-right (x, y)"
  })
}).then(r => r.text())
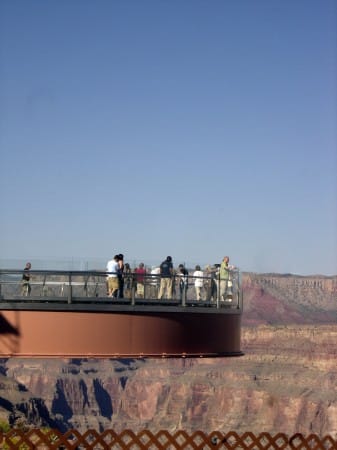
top-left (0, 269), bottom-right (242, 310)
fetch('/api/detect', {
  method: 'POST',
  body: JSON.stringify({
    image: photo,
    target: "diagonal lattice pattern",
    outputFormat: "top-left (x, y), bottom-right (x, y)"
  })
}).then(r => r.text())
top-left (0, 429), bottom-right (336, 449)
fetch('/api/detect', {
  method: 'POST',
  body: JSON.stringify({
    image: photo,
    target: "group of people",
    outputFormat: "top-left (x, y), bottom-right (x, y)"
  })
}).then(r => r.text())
top-left (106, 254), bottom-right (236, 301)
top-left (19, 255), bottom-right (236, 301)
top-left (106, 253), bottom-right (148, 298)
top-left (106, 253), bottom-right (125, 298)
top-left (155, 255), bottom-right (235, 302)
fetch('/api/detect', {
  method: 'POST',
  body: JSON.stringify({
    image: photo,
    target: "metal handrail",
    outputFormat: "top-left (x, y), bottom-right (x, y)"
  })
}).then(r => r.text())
top-left (0, 269), bottom-right (242, 310)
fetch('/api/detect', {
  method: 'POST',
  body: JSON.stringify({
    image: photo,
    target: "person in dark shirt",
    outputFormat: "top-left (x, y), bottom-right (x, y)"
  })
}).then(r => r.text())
top-left (21, 262), bottom-right (31, 296)
top-left (117, 254), bottom-right (124, 298)
top-left (158, 256), bottom-right (173, 300)
top-left (123, 262), bottom-right (132, 299)
top-left (177, 263), bottom-right (189, 301)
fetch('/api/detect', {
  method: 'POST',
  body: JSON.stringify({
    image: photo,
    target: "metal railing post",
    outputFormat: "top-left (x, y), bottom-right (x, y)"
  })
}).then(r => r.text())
top-left (238, 271), bottom-right (242, 310)
top-left (216, 272), bottom-right (220, 309)
top-left (42, 274), bottom-right (47, 296)
top-left (94, 279), bottom-right (99, 297)
top-left (239, 283), bottom-right (243, 311)
top-left (84, 275), bottom-right (89, 297)
top-left (131, 274), bottom-right (136, 306)
top-left (182, 282), bottom-right (186, 307)
top-left (68, 273), bottom-right (72, 304)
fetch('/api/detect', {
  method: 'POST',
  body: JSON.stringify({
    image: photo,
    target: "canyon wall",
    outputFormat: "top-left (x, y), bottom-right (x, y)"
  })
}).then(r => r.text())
top-left (0, 325), bottom-right (336, 437)
top-left (0, 273), bottom-right (336, 436)
top-left (241, 273), bottom-right (337, 325)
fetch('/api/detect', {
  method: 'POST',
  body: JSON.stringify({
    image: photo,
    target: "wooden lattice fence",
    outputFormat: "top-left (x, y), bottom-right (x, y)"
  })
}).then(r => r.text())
top-left (0, 429), bottom-right (336, 449)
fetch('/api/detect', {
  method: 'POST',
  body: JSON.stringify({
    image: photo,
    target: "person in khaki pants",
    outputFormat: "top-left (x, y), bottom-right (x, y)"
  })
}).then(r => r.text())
top-left (158, 256), bottom-right (173, 300)
top-left (135, 262), bottom-right (146, 298)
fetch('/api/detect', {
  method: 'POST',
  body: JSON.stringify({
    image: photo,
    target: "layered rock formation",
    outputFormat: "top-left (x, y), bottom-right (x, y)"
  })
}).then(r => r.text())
top-left (0, 273), bottom-right (336, 436)
top-left (241, 273), bottom-right (337, 325)
top-left (1, 325), bottom-right (336, 436)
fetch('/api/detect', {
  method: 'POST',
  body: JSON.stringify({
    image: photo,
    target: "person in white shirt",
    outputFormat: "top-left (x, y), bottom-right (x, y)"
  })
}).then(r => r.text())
top-left (106, 255), bottom-right (119, 297)
top-left (149, 266), bottom-right (160, 298)
top-left (193, 265), bottom-right (204, 301)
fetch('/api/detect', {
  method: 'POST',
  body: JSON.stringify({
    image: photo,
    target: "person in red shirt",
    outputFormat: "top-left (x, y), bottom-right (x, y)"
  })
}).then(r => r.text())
top-left (134, 262), bottom-right (146, 298)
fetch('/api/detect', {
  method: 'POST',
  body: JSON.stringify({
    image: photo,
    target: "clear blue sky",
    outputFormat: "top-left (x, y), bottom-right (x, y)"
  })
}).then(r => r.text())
top-left (0, 0), bottom-right (336, 275)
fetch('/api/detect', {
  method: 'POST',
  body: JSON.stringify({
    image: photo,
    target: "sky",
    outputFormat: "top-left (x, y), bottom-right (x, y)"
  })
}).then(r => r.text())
top-left (0, 0), bottom-right (336, 275)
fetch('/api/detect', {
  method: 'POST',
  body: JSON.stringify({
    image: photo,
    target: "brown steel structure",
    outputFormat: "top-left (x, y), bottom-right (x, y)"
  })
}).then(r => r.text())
top-left (0, 308), bottom-right (242, 357)
top-left (0, 269), bottom-right (243, 357)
